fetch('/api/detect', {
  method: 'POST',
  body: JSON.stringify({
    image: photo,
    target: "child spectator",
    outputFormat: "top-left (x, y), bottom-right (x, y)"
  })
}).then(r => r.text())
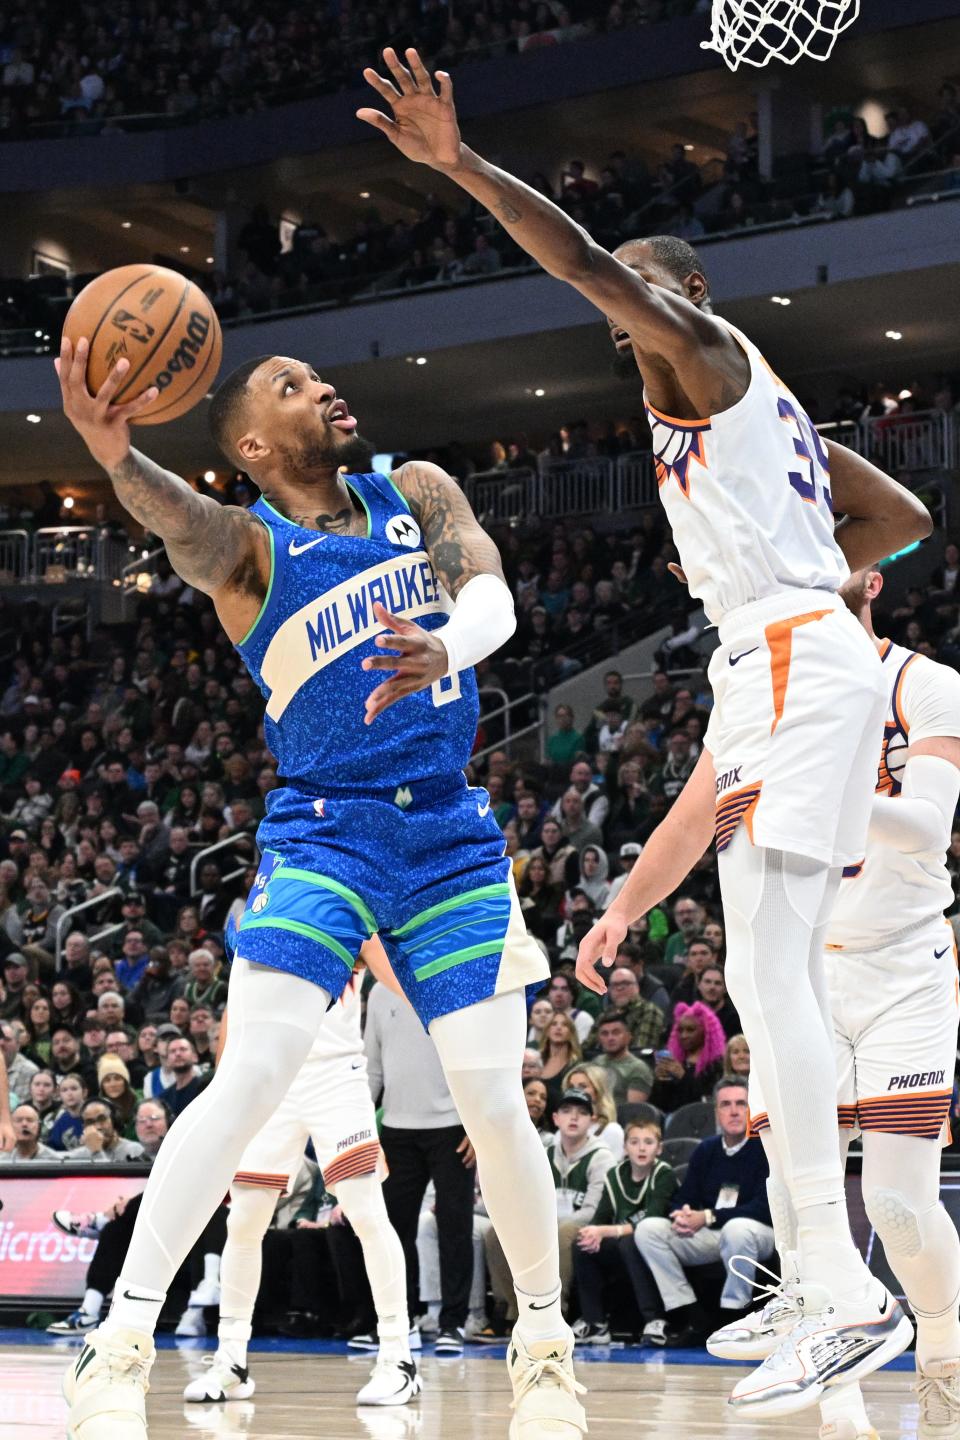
top-left (47, 1072), bottom-right (89, 1151)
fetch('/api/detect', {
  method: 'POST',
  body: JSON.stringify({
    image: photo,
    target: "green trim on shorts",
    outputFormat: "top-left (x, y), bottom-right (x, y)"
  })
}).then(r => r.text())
top-left (404, 916), bottom-right (487, 956)
top-left (412, 940), bottom-right (506, 982)
top-left (241, 916), bottom-right (355, 970)
top-left (271, 868), bottom-right (377, 934)
top-left (393, 882), bottom-right (511, 938)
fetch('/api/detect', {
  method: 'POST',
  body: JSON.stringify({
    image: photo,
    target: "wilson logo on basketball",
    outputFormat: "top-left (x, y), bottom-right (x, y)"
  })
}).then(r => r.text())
top-left (111, 310), bottom-right (156, 344)
top-left (149, 311), bottom-right (212, 391)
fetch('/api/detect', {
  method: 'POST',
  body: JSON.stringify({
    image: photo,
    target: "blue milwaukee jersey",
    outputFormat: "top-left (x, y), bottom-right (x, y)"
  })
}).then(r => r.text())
top-left (235, 471), bottom-right (479, 791)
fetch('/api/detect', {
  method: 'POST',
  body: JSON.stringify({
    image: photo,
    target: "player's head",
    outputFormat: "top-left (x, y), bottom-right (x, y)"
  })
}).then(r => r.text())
top-left (607, 237), bottom-right (711, 376)
top-left (209, 355), bottom-right (375, 478)
top-left (839, 566), bottom-right (883, 626)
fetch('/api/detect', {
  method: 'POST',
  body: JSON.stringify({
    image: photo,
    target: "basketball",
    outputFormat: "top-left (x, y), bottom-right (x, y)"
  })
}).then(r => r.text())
top-left (61, 264), bottom-right (222, 425)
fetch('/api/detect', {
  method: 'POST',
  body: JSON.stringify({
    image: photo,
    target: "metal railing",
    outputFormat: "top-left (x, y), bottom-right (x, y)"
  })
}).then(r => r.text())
top-left (13, 527), bottom-right (130, 584)
top-left (465, 412), bottom-right (956, 523)
top-left (120, 545), bottom-right (167, 612)
top-left (55, 886), bottom-right (123, 969)
top-left (473, 693), bottom-right (548, 767)
top-left (189, 834), bottom-right (258, 898)
top-left (0, 530), bottom-right (28, 580)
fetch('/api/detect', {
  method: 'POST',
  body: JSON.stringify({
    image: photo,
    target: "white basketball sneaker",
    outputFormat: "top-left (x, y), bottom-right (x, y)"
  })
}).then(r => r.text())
top-left (729, 1283), bottom-right (913, 1418)
top-left (506, 1328), bottom-right (587, 1440)
top-left (916, 1357), bottom-right (960, 1437)
top-left (183, 1353), bottom-right (256, 1403)
top-left (63, 1328), bottom-right (155, 1439)
top-left (356, 1357), bottom-right (422, 1406)
top-left (707, 1255), bottom-right (804, 1360)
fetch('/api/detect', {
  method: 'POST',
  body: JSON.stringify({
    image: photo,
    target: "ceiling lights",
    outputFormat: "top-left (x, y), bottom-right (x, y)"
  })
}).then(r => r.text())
top-left (885, 329), bottom-right (903, 340)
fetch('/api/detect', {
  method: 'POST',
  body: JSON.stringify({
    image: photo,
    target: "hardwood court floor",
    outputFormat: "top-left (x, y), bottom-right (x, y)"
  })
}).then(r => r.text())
top-left (0, 1334), bottom-right (924, 1440)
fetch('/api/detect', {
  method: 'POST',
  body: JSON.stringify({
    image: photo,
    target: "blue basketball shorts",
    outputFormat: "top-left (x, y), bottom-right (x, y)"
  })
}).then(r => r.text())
top-left (236, 774), bottom-right (548, 1026)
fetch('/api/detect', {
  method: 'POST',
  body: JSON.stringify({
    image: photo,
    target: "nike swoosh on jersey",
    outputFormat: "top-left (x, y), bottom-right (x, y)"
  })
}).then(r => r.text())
top-left (477, 801), bottom-right (491, 817)
top-left (288, 535), bottom-right (328, 556)
top-left (934, 945), bottom-right (950, 959)
top-left (729, 647), bottom-right (760, 666)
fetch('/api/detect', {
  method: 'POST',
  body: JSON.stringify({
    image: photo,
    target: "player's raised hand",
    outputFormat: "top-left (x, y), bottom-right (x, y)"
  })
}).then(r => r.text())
top-left (362, 602), bottom-right (450, 724)
top-left (55, 336), bottom-right (159, 471)
top-left (357, 48), bottom-right (463, 171)
top-left (575, 911), bottom-right (630, 995)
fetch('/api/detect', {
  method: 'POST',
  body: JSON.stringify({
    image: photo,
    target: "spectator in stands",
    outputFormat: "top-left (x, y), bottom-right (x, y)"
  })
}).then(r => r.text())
top-left (672, 937), bottom-right (720, 1006)
top-left (97, 1055), bottom-right (139, 1138)
top-left (650, 731), bottom-right (697, 804)
top-left (28, 1068), bottom-right (58, 1128)
top-left (585, 968), bottom-right (665, 1053)
top-left (50, 1025), bottom-right (96, 1090)
top-left (557, 789), bottom-right (604, 852)
top-left (572, 1116), bottom-right (678, 1343)
top-left (517, 855), bottom-right (564, 943)
top-left (70, 1096), bottom-right (145, 1162)
top-left (50, 979), bottom-right (85, 1030)
top-left (105, 1029), bottom-right (145, 1089)
top-left (522, 1048), bottom-right (545, 1080)
top-left (724, 1035), bottom-right (751, 1080)
top-left (60, 932), bottom-right (93, 992)
top-left (612, 943), bottom-right (672, 1021)
top-left (47, 1072), bottom-right (89, 1151)
top-left (514, 791), bottom-right (546, 851)
top-left (143, 1023), bottom-right (180, 1099)
top-left (547, 704), bottom-right (586, 769)
top-left (0, 1101), bottom-right (58, 1162)
top-left (541, 1012), bottom-right (583, 1109)
top-left (529, 817), bottom-right (576, 888)
top-left (550, 760), bottom-right (609, 830)
top-left (695, 966), bottom-right (741, 1040)
top-left (526, 997), bottom-right (554, 1049)
top-left (567, 844), bottom-right (610, 911)
top-left (0, 1017), bottom-right (38, 1100)
top-left (183, 947), bottom-right (227, 1010)
top-left (0, 953), bottom-right (30, 1016)
top-left (545, 972), bottom-right (593, 1045)
top-left (523, 1077), bottom-right (551, 1134)
top-left (160, 1035), bottom-right (206, 1117)
top-left (606, 844), bottom-right (643, 908)
top-left (187, 1005), bottom-right (216, 1067)
top-left (649, 1004), bottom-right (727, 1112)
top-left (663, 896), bottom-right (705, 967)
top-left (114, 929), bottom-right (150, 991)
top-left (563, 1062), bottom-right (624, 1158)
top-left (885, 106), bottom-right (931, 161)
top-left (129, 950), bottom-right (181, 1025)
top-left (634, 1078), bottom-right (773, 1346)
top-left (593, 1012), bottom-right (653, 1105)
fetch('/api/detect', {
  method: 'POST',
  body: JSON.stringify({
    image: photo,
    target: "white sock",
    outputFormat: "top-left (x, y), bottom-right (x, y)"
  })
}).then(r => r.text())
top-left (203, 1253), bottom-right (220, 1285)
top-left (102, 1284), bottom-right (165, 1338)
top-left (430, 992), bottom-right (566, 1350)
top-left (218, 1315), bottom-right (252, 1370)
top-left (427, 1302), bottom-right (441, 1324)
top-left (82, 1287), bottom-right (104, 1319)
top-left (820, 1383), bottom-right (872, 1434)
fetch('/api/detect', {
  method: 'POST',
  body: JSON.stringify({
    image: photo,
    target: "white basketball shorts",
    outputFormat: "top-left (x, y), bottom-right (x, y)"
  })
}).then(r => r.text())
top-left (707, 589), bottom-right (887, 868)
top-left (233, 1054), bottom-right (380, 1193)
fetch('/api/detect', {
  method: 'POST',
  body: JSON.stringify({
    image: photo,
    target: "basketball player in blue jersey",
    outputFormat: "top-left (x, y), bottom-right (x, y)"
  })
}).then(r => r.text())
top-left (56, 337), bottom-right (584, 1440)
top-left (360, 48), bottom-right (932, 1418)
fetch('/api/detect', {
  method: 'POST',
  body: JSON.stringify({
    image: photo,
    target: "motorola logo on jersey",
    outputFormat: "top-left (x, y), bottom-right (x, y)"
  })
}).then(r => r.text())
top-left (385, 514), bottom-right (422, 549)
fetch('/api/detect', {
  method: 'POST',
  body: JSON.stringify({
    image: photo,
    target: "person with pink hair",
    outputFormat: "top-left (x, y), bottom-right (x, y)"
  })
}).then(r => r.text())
top-left (649, 1002), bottom-right (726, 1112)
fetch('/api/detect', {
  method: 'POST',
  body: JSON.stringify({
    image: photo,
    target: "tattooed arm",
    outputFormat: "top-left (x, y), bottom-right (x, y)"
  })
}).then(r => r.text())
top-left (57, 337), bottom-right (267, 635)
top-left (394, 459), bottom-right (505, 597)
top-left (361, 460), bottom-right (514, 723)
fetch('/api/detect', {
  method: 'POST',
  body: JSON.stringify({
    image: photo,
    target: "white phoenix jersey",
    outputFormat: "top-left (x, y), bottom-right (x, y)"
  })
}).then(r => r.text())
top-left (304, 969), bottom-right (364, 1063)
top-left (827, 641), bottom-right (960, 949)
top-left (646, 316), bottom-right (848, 626)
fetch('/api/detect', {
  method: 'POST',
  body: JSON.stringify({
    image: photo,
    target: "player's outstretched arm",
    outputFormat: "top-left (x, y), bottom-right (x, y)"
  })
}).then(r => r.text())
top-left (56, 336), bottom-right (266, 610)
top-left (576, 750), bottom-right (716, 994)
top-left (828, 440), bottom-right (932, 570)
top-left (358, 50), bottom-right (722, 366)
top-left (361, 460), bottom-right (516, 722)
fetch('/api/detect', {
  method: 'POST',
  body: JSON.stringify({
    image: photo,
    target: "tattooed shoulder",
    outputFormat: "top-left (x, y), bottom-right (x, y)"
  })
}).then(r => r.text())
top-left (392, 460), bottom-right (505, 597)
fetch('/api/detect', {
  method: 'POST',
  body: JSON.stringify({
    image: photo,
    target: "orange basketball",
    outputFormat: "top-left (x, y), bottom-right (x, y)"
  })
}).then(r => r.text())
top-left (62, 264), bottom-right (223, 426)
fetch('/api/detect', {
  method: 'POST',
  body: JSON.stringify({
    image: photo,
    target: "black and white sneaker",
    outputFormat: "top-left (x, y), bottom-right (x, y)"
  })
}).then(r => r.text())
top-left (357, 1358), bottom-right (422, 1406)
top-left (47, 1310), bottom-right (99, 1335)
top-left (571, 1320), bottom-right (611, 1345)
top-left (183, 1354), bottom-right (255, 1402)
top-left (350, 1328), bottom-right (422, 1354)
top-left (434, 1328), bottom-right (464, 1355)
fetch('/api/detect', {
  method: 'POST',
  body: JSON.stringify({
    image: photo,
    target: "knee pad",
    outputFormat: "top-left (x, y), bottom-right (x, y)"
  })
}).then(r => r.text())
top-left (864, 1187), bottom-right (923, 1259)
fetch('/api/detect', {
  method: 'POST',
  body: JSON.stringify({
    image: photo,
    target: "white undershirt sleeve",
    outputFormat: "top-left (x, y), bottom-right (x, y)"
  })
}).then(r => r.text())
top-left (438, 572), bottom-right (516, 677)
top-left (867, 754), bottom-right (960, 856)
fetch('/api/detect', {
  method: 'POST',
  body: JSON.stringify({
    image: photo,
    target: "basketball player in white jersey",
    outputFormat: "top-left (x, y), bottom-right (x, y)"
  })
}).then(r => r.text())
top-left (360, 47), bottom-right (932, 1415)
top-left (709, 565), bottom-right (960, 1438)
top-left (183, 944), bottom-right (419, 1410)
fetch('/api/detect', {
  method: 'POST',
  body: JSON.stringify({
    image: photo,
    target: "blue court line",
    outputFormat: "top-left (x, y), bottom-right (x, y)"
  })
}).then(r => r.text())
top-left (0, 1327), bottom-right (918, 1370)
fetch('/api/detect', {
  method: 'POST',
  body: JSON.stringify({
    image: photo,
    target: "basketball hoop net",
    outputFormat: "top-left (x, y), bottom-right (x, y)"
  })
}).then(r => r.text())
top-left (702, 0), bottom-right (860, 70)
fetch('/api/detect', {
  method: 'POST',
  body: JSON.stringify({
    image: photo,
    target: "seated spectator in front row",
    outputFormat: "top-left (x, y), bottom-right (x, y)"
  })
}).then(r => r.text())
top-left (572, 1117), bottom-right (679, 1343)
top-left (563, 1062), bottom-right (625, 1158)
top-left (47, 1072), bottom-right (88, 1151)
top-left (634, 1078), bottom-right (773, 1346)
top-left (593, 1012), bottom-right (653, 1106)
top-left (0, 1017), bottom-right (38, 1101)
top-left (0, 1101), bottom-right (59, 1162)
top-left (485, 1087), bottom-right (615, 1326)
top-left (97, 1054), bottom-right (140, 1139)
top-left (70, 1096), bottom-right (145, 1162)
top-left (648, 1003), bottom-right (726, 1112)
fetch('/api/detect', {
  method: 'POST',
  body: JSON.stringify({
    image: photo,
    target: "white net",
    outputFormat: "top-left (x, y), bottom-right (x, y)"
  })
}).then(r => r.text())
top-left (702, 0), bottom-right (860, 70)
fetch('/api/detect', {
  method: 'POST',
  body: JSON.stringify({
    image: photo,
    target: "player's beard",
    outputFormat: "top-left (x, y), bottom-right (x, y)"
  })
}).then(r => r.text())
top-left (283, 429), bottom-right (376, 476)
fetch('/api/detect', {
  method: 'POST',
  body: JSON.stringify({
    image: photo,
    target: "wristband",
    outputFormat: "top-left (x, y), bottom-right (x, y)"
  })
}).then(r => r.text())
top-left (437, 573), bottom-right (516, 677)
